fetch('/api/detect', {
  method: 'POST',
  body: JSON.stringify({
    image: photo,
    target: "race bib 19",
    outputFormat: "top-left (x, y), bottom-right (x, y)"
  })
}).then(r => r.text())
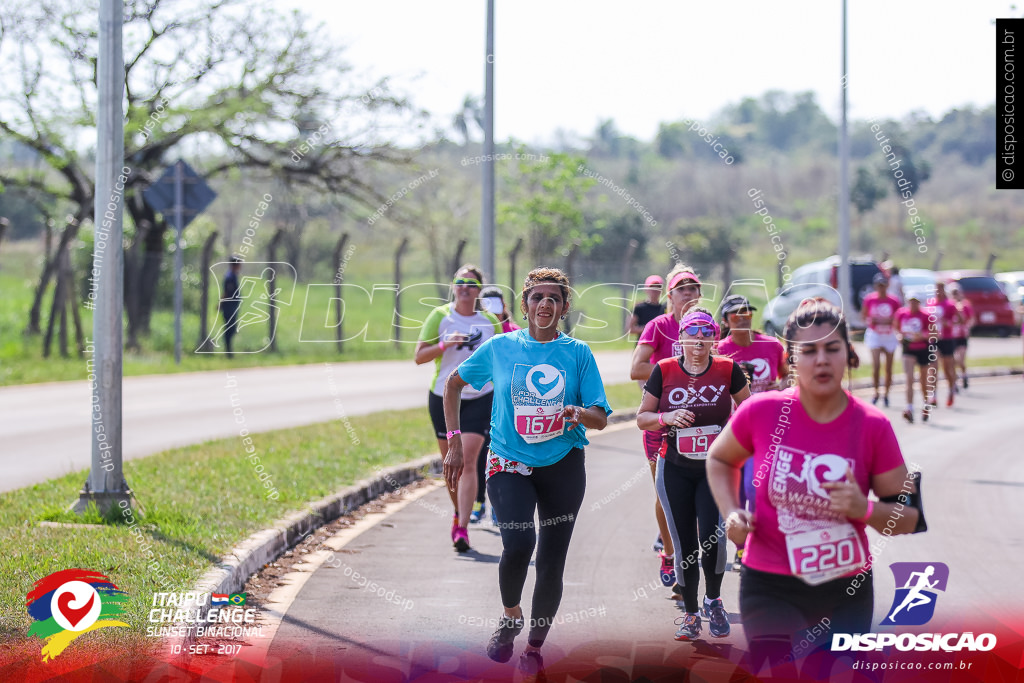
top-left (785, 523), bottom-right (865, 586)
top-left (674, 424), bottom-right (721, 460)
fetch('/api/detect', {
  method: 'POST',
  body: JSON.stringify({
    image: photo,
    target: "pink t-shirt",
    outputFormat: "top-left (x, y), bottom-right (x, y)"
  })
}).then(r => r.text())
top-left (952, 302), bottom-right (973, 338)
top-left (893, 308), bottom-right (934, 350)
top-left (717, 333), bottom-right (786, 393)
top-left (728, 388), bottom-right (906, 578)
top-left (862, 293), bottom-right (901, 334)
top-left (637, 313), bottom-right (681, 364)
top-left (925, 297), bottom-right (960, 339)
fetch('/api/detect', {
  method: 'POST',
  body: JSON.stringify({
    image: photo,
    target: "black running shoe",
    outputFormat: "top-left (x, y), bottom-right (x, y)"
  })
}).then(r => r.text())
top-left (486, 615), bottom-right (523, 663)
top-left (652, 535), bottom-right (664, 553)
top-left (963, 375), bottom-right (969, 389)
top-left (702, 598), bottom-right (731, 638)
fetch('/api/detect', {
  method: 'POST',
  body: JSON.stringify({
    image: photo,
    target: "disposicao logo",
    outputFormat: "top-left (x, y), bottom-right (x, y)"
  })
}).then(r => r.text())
top-left (832, 561), bottom-right (997, 653)
top-left (26, 569), bottom-right (129, 661)
top-left (882, 562), bottom-right (948, 626)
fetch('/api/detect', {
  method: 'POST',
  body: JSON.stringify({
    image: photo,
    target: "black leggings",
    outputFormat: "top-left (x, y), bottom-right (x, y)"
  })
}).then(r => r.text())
top-left (486, 447), bottom-right (586, 648)
top-left (656, 458), bottom-right (727, 614)
top-left (740, 566), bottom-right (873, 674)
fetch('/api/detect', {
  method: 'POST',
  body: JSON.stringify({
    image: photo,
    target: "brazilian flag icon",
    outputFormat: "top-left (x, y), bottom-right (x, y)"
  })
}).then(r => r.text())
top-left (228, 593), bottom-right (247, 606)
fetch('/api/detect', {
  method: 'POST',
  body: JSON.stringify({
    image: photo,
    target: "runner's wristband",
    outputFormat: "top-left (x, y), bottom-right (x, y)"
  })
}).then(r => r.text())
top-left (857, 499), bottom-right (874, 523)
top-left (446, 430), bottom-right (461, 439)
top-left (657, 413), bottom-right (665, 427)
top-left (438, 341), bottom-right (446, 352)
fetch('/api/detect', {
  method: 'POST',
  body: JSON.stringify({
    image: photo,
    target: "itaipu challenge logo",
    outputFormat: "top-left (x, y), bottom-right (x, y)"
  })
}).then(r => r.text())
top-left (26, 569), bottom-right (129, 661)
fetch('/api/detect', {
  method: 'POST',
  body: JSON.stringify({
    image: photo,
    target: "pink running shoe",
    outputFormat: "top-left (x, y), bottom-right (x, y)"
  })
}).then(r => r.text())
top-left (453, 525), bottom-right (470, 552)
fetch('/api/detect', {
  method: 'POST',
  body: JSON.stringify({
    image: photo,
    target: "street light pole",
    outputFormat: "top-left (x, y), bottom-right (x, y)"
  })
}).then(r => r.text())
top-left (74, 0), bottom-right (132, 515)
top-left (838, 0), bottom-right (852, 317)
top-left (481, 0), bottom-right (496, 281)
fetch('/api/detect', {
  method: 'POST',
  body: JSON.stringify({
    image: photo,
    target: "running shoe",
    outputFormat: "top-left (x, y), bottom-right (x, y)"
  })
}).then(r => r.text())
top-left (922, 406), bottom-right (930, 423)
top-left (518, 650), bottom-right (544, 675)
top-left (470, 501), bottom-right (485, 524)
top-left (902, 408), bottom-right (914, 424)
top-left (732, 548), bottom-right (744, 571)
top-left (671, 583), bottom-right (684, 598)
top-left (652, 535), bottom-right (664, 553)
top-left (659, 554), bottom-right (675, 587)
top-left (453, 525), bottom-right (470, 552)
top-left (963, 375), bottom-right (969, 389)
top-left (883, 395), bottom-right (890, 408)
top-left (486, 615), bottom-right (523, 663)
top-left (702, 598), bottom-right (731, 638)
top-left (946, 393), bottom-right (954, 407)
top-left (674, 613), bottom-right (701, 641)
top-left (871, 394), bottom-right (879, 405)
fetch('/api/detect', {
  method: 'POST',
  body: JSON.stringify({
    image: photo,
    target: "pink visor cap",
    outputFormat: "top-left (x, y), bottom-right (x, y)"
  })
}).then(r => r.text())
top-left (678, 311), bottom-right (720, 340)
top-left (668, 271), bottom-right (701, 291)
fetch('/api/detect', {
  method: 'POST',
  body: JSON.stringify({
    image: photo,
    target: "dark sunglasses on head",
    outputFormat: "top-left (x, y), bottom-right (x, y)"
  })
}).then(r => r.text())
top-left (681, 325), bottom-right (716, 339)
top-left (453, 278), bottom-right (481, 287)
top-left (728, 309), bottom-right (753, 316)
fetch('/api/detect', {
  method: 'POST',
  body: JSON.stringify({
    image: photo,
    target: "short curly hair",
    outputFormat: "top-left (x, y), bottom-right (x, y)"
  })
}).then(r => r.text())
top-left (520, 267), bottom-right (572, 317)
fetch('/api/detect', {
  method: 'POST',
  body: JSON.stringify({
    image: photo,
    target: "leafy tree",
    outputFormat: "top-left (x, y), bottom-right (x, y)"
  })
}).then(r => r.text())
top-left (498, 146), bottom-right (597, 265)
top-left (0, 0), bottom-right (414, 348)
top-left (673, 216), bottom-right (744, 288)
top-left (851, 166), bottom-right (887, 216)
top-left (452, 95), bottom-right (483, 146)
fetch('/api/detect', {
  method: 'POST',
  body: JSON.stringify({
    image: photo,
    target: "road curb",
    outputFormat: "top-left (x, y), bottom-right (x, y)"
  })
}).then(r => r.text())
top-left (164, 453), bottom-right (442, 654)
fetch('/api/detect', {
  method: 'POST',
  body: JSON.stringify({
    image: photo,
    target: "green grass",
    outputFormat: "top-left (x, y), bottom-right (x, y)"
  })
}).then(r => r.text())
top-left (1, 380), bottom-right (642, 649)
top-left (1, 404), bottom-right (440, 646)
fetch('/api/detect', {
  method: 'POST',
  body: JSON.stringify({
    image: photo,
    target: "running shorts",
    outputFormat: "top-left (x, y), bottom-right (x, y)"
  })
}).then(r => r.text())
top-left (901, 342), bottom-right (931, 367)
top-left (955, 337), bottom-right (968, 349)
top-left (642, 430), bottom-right (663, 463)
top-left (936, 338), bottom-right (957, 358)
top-left (864, 328), bottom-right (898, 353)
top-left (428, 391), bottom-right (493, 438)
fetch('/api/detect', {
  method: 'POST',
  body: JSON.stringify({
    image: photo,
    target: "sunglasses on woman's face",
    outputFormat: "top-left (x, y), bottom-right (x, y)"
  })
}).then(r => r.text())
top-left (453, 278), bottom-right (481, 287)
top-left (681, 325), bottom-right (716, 339)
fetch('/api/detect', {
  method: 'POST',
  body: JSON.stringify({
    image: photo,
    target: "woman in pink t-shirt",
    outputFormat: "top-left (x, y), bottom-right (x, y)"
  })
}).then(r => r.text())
top-left (706, 299), bottom-right (923, 669)
top-left (629, 265), bottom-right (704, 588)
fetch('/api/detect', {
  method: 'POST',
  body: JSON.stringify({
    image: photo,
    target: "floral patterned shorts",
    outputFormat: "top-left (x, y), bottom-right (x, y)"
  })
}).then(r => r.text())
top-left (486, 450), bottom-right (533, 479)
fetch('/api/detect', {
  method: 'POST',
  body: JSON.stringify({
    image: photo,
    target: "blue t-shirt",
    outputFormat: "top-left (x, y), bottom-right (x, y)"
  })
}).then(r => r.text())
top-left (457, 329), bottom-right (612, 467)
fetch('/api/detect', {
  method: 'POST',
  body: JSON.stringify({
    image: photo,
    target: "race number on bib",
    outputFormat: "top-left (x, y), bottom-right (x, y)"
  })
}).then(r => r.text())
top-left (514, 406), bottom-right (564, 444)
top-left (785, 523), bottom-right (866, 586)
top-left (674, 425), bottom-right (721, 460)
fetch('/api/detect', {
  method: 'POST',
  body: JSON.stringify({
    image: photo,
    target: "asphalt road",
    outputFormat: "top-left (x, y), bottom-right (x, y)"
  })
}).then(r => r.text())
top-left (1, 336), bottom-right (1019, 493)
top-left (258, 376), bottom-right (1024, 678)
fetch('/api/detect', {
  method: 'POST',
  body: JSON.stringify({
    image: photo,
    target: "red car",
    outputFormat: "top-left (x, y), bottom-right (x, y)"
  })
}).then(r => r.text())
top-left (936, 270), bottom-right (1017, 336)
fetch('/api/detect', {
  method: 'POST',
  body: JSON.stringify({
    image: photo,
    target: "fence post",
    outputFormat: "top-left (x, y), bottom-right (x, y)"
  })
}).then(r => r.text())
top-left (195, 231), bottom-right (219, 352)
top-left (393, 237), bottom-right (409, 347)
top-left (333, 232), bottom-right (350, 352)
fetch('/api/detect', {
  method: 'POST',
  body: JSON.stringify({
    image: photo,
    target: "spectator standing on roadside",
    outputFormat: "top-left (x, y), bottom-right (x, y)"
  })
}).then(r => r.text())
top-left (628, 275), bottom-right (666, 340)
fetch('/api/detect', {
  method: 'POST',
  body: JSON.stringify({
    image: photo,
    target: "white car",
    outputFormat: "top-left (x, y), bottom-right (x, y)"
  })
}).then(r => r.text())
top-left (995, 271), bottom-right (1024, 326)
top-left (897, 268), bottom-right (936, 304)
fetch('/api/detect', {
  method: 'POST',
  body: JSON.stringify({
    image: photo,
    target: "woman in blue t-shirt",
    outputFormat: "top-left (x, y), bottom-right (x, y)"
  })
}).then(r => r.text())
top-left (443, 267), bottom-right (611, 675)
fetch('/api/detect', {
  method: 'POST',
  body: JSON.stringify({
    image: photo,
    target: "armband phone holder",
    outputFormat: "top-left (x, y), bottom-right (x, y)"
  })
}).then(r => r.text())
top-left (879, 470), bottom-right (927, 533)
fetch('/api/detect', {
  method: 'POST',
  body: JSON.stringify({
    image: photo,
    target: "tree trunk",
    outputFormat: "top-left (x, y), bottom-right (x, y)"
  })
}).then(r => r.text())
top-left (449, 239), bottom-right (468, 281)
top-left (196, 231), bottom-right (219, 351)
top-left (29, 217), bottom-right (81, 336)
top-left (0, 218), bottom-right (9, 262)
